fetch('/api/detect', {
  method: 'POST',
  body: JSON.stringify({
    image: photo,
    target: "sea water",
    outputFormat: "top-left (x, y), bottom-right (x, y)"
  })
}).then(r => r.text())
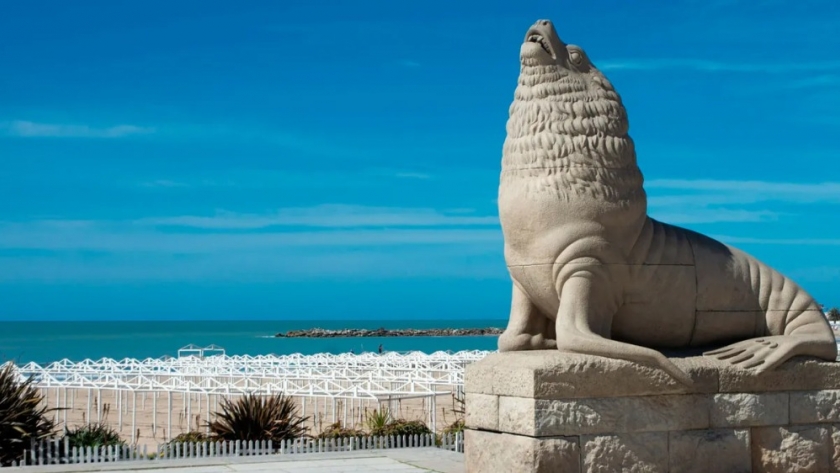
top-left (0, 320), bottom-right (506, 364)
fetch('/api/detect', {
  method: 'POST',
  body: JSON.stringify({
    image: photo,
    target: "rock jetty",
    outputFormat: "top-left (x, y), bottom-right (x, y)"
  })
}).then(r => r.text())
top-left (274, 327), bottom-right (503, 338)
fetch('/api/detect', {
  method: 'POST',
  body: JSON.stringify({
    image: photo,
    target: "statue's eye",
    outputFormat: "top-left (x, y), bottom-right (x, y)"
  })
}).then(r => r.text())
top-left (569, 49), bottom-right (583, 65)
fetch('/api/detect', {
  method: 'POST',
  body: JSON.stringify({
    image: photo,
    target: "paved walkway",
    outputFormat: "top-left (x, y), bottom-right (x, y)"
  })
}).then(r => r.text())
top-left (20, 449), bottom-right (464, 473)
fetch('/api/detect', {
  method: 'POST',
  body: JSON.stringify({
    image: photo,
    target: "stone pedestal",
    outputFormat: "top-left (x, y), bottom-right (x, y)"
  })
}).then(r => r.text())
top-left (464, 351), bottom-right (840, 473)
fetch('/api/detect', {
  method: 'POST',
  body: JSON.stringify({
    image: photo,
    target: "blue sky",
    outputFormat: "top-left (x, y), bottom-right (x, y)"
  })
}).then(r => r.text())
top-left (1, 0), bottom-right (838, 320)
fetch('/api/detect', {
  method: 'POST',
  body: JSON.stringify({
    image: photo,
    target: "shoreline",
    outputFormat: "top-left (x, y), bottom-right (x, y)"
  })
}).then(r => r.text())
top-left (275, 327), bottom-right (504, 338)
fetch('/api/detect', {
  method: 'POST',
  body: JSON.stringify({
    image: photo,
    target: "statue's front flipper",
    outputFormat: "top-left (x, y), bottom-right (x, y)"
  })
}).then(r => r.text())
top-left (555, 274), bottom-right (693, 386)
top-left (703, 321), bottom-right (837, 373)
top-left (704, 290), bottom-right (837, 371)
top-left (499, 282), bottom-right (557, 351)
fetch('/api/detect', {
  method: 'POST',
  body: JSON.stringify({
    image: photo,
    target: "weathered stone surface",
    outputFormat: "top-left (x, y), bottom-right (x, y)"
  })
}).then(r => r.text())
top-left (496, 17), bottom-right (837, 383)
top-left (669, 429), bottom-right (751, 473)
top-left (719, 357), bottom-right (840, 393)
top-left (498, 396), bottom-right (535, 436)
top-left (464, 429), bottom-right (580, 473)
top-left (465, 393), bottom-right (499, 431)
top-left (465, 351), bottom-right (719, 398)
top-left (581, 432), bottom-right (668, 473)
top-left (498, 394), bottom-right (709, 437)
top-left (831, 425), bottom-right (840, 473)
top-left (751, 425), bottom-right (830, 473)
top-left (790, 390), bottom-right (840, 424)
top-left (711, 393), bottom-right (789, 427)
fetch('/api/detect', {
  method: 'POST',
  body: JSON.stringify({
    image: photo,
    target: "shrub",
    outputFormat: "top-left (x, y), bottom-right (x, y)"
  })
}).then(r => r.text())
top-left (828, 307), bottom-right (840, 323)
top-left (381, 419), bottom-right (432, 437)
top-left (443, 418), bottom-right (464, 435)
top-left (316, 421), bottom-right (365, 440)
top-left (364, 408), bottom-right (392, 436)
top-left (160, 431), bottom-right (214, 458)
top-left (63, 423), bottom-right (126, 448)
top-left (169, 431), bottom-right (211, 443)
top-left (207, 393), bottom-right (309, 442)
top-left (0, 363), bottom-right (58, 466)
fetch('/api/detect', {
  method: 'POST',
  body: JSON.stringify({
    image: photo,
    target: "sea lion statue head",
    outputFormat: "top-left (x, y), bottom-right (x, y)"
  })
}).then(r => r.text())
top-left (517, 19), bottom-right (621, 107)
top-left (503, 19), bottom-right (644, 223)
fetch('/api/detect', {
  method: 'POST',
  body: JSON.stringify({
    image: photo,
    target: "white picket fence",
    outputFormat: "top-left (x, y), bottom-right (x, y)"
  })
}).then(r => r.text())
top-left (10, 432), bottom-right (464, 467)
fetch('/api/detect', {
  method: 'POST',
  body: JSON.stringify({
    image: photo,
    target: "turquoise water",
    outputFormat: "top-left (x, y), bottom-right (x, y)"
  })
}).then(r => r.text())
top-left (0, 320), bottom-right (506, 364)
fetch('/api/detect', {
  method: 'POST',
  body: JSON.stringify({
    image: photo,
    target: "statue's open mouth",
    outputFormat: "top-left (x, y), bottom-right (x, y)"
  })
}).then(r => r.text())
top-left (525, 30), bottom-right (554, 58)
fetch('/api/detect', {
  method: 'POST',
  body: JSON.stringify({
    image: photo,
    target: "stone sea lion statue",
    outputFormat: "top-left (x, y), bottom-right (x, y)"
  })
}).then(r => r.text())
top-left (497, 19), bottom-right (837, 384)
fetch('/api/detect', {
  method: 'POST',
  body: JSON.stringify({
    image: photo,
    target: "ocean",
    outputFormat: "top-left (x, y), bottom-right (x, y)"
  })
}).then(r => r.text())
top-left (0, 320), bottom-right (506, 364)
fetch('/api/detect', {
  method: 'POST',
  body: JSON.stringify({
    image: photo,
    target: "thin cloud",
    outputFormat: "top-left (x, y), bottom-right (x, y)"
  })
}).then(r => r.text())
top-left (652, 209), bottom-right (777, 225)
top-left (646, 179), bottom-right (840, 224)
top-left (138, 180), bottom-right (190, 188)
top-left (1, 120), bottom-right (154, 138)
top-left (0, 221), bottom-right (502, 253)
top-left (646, 179), bottom-right (840, 204)
top-left (598, 59), bottom-right (840, 74)
top-left (712, 236), bottom-right (840, 246)
top-left (138, 205), bottom-right (499, 229)
top-left (397, 60), bottom-right (421, 68)
top-left (395, 172), bottom-right (431, 180)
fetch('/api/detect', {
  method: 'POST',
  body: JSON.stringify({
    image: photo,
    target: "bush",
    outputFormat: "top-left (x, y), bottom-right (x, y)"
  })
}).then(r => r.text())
top-left (207, 393), bottom-right (309, 442)
top-left (0, 363), bottom-right (58, 466)
top-left (828, 307), bottom-right (840, 323)
top-left (443, 418), bottom-right (464, 435)
top-left (364, 409), bottom-right (392, 436)
top-left (169, 431), bottom-right (211, 443)
top-left (63, 423), bottom-right (126, 448)
top-left (381, 419), bottom-right (432, 437)
top-left (316, 421), bottom-right (365, 440)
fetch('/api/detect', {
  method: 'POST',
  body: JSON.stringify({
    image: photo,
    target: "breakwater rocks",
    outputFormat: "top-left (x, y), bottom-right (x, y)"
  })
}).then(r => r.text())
top-left (274, 327), bottom-right (504, 338)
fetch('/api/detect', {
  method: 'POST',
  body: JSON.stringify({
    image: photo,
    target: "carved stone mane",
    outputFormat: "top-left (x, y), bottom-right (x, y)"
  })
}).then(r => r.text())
top-left (501, 62), bottom-right (646, 209)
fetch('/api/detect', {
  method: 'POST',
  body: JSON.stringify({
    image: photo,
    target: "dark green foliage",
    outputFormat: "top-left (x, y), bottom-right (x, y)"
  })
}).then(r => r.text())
top-left (443, 418), bottom-right (465, 435)
top-left (63, 423), bottom-right (126, 448)
top-left (316, 421), bottom-right (365, 440)
top-left (0, 363), bottom-right (58, 466)
top-left (380, 419), bottom-right (432, 437)
top-left (207, 393), bottom-right (309, 442)
top-left (169, 431), bottom-right (211, 443)
top-left (828, 307), bottom-right (840, 323)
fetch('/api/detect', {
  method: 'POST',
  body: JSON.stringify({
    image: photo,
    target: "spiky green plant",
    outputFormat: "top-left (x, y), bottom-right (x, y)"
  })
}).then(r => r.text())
top-left (0, 363), bottom-right (58, 466)
top-left (207, 393), bottom-right (309, 441)
top-left (63, 423), bottom-right (126, 448)
top-left (364, 408), bottom-right (392, 436)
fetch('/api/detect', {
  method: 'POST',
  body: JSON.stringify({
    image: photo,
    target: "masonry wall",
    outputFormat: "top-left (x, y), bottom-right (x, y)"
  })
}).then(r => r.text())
top-left (464, 351), bottom-right (840, 473)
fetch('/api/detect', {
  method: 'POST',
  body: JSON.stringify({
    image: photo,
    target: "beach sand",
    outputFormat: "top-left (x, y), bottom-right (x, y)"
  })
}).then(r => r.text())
top-left (41, 388), bottom-right (464, 449)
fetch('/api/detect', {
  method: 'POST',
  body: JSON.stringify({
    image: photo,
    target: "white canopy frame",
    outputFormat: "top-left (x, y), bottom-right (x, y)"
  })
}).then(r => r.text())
top-left (8, 348), bottom-right (491, 444)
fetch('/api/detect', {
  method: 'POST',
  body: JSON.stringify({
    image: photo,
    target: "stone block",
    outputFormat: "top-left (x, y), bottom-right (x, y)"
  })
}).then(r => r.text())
top-left (464, 351), bottom-right (719, 399)
top-left (581, 432), bottom-right (668, 473)
top-left (790, 390), bottom-right (840, 424)
top-left (465, 393), bottom-right (498, 431)
top-left (498, 396), bottom-right (536, 435)
top-left (831, 425), bottom-right (840, 473)
top-left (669, 429), bottom-right (751, 473)
top-left (751, 425), bottom-right (830, 473)
top-left (498, 394), bottom-right (709, 437)
top-left (464, 429), bottom-right (580, 473)
top-left (711, 393), bottom-right (789, 427)
top-left (719, 357), bottom-right (840, 393)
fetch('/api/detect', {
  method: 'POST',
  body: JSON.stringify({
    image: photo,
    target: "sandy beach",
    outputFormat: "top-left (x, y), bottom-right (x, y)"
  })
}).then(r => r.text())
top-left (41, 388), bottom-right (463, 449)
